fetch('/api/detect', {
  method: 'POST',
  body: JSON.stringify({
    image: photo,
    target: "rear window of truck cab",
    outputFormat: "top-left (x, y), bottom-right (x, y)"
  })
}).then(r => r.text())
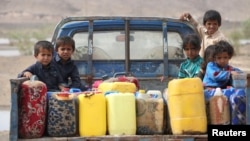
top-left (72, 31), bottom-right (184, 60)
top-left (52, 17), bottom-right (197, 78)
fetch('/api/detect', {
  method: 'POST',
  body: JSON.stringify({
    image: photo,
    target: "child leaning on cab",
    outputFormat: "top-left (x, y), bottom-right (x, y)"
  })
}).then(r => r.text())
top-left (180, 9), bottom-right (228, 58)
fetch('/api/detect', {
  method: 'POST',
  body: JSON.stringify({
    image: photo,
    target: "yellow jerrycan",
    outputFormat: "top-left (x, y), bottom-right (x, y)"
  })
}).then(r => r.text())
top-left (106, 92), bottom-right (136, 135)
top-left (167, 77), bottom-right (207, 134)
top-left (78, 91), bottom-right (106, 136)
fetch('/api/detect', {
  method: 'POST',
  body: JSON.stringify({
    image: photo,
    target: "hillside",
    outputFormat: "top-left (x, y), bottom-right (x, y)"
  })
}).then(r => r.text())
top-left (1, 0), bottom-right (250, 29)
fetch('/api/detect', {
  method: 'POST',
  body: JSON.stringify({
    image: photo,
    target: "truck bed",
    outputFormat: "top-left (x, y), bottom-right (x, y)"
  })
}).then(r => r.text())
top-left (17, 135), bottom-right (208, 141)
top-left (10, 74), bottom-right (250, 141)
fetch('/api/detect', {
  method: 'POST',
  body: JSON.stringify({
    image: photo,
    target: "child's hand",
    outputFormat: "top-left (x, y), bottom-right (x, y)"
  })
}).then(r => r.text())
top-left (59, 83), bottom-right (69, 92)
top-left (231, 71), bottom-right (240, 75)
top-left (23, 72), bottom-right (33, 78)
top-left (60, 86), bottom-right (69, 92)
top-left (160, 76), bottom-right (164, 82)
top-left (180, 13), bottom-right (192, 21)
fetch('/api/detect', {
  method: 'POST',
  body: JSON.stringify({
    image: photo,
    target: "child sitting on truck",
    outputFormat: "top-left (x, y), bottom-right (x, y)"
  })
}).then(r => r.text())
top-left (203, 40), bottom-right (242, 89)
top-left (52, 36), bottom-right (88, 91)
top-left (178, 34), bottom-right (203, 78)
top-left (18, 40), bottom-right (66, 91)
top-left (197, 44), bottom-right (216, 80)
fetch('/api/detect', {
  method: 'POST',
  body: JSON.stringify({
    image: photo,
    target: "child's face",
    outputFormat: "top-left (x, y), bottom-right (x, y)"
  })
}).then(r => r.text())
top-left (183, 43), bottom-right (200, 60)
top-left (35, 48), bottom-right (53, 66)
top-left (57, 44), bottom-right (74, 61)
top-left (215, 52), bottom-right (231, 68)
top-left (204, 20), bottom-right (220, 35)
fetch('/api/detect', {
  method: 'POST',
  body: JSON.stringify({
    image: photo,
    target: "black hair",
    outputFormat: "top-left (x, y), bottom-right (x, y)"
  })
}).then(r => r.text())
top-left (34, 40), bottom-right (54, 57)
top-left (203, 10), bottom-right (221, 26)
top-left (55, 36), bottom-right (75, 52)
top-left (214, 40), bottom-right (235, 58)
top-left (200, 44), bottom-right (216, 72)
top-left (182, 34), bottom-right (201, 50)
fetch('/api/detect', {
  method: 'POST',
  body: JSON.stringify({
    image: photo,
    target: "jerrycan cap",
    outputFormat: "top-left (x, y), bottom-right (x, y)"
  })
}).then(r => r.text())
top-left (139, 89), bottom-right (145, 94)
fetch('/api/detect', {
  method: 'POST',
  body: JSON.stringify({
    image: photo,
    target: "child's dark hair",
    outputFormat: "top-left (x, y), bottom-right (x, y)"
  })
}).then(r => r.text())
top-left (203, 10), bottom-right (221, 26)
top-left (34, 40), bottom-right (54, 56)
top-left (214, 40), bottom-right (235, 58)
top-left (182, 34), bottom-right (201, 50)
top-left (55, 36), bottom-right (75, 52)
top-left (201, 45), bottom-right (216, 72)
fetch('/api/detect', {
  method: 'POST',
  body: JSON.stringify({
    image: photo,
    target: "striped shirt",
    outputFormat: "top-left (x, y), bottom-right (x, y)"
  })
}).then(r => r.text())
top-left (178, 55), bottom-right (203, 78)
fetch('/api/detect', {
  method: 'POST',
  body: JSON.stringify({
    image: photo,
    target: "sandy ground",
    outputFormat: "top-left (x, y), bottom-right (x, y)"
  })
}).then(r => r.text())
top-left (1, 0), bottom-right (250, 138)
top-left (0, 55), bottom-right (35, 107)
top-left (0, 131), bottom-right (9, 140)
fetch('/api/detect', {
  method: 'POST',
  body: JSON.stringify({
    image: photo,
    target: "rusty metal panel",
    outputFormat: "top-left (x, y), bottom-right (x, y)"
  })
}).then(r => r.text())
top-left (18, 137), bottom-right (68, 141)
top-left (195, 139), bottom-right (208, 141)
top-left (167, 139), bottom-right (191, 141)
top-left (17, 135), bottom-right (208, 141)
top-left (247, 74), bottom-right (250, 87)
top-left (247, 74), bottom-right (250, 124)
top-left (9, 78), bottom-right (28, 141)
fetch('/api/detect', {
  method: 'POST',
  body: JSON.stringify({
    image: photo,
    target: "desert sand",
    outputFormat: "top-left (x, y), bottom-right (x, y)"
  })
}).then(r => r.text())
top-left (0, 55), bottom-right (35, 108)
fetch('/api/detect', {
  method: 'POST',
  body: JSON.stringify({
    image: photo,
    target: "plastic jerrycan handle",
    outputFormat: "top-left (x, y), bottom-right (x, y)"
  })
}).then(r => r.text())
top-left (30, 75), bottom-right (39, 81)
top-left (137, 89), bottom-right (150, 99)
top-left (83, 91), bottom-right (102, 97)
top-left (146, 90), bottom-right (162, 98)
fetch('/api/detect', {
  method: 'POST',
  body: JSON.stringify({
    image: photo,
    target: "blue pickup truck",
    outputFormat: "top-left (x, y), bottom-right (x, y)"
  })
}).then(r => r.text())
top-left (51, 16), bottom-right (198, 92)
top-left (10, 16), bottom-right (211, 141)
top-left (9, 16), bottom-right (250, 141)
